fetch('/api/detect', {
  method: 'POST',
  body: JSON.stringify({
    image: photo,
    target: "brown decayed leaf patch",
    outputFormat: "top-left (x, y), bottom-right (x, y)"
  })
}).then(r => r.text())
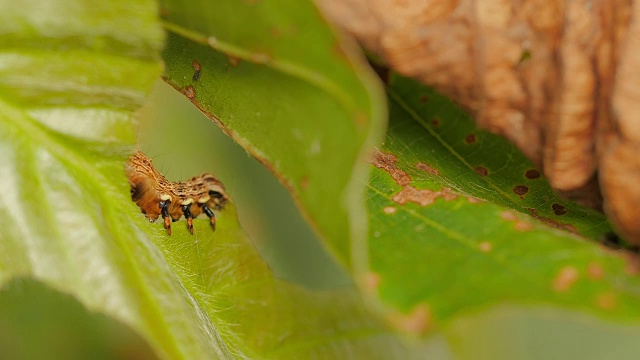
top-left (371, 149), bottom-right (411, 186)
top-left (415, 162), bottom-right (440, 176)
top-left (527, 208), bottom-right (577, 233)
top-left (372, 149), bottom-right (458, 207)
top-left (392, 186), bottom-right (458, 206)
top-left (466, 196), bottom-right (483, 203)
top-left (184, 85), bottom-right (196, 99)
top-left (439, 187), bottom-right (458, 201)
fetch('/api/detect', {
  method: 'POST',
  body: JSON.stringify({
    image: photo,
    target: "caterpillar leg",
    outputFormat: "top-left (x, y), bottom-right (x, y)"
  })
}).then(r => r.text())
top-left (202, 204), bottom-right (216, 231)
top-left (182, 204), bottom-right (194, 235)
top-left (160, 200), bottom-right (172, 235)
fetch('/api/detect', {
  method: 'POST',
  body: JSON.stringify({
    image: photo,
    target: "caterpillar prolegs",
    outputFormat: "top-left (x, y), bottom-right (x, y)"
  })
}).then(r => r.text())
top-left (125, 151), bottom-right (229, 235)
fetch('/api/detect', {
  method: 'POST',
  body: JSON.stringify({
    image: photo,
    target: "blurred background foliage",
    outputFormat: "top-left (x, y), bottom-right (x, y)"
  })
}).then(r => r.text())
top-left (0, 278), bottom-right (158, 360)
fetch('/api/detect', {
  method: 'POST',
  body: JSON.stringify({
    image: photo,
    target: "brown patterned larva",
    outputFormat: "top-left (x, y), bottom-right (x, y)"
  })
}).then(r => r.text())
top-left (125, 151), bottom-right (229, 235)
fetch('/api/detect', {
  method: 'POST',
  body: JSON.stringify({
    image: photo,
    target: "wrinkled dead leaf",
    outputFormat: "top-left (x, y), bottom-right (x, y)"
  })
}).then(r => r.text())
top-left (318, 0), bottom-right (640, 244)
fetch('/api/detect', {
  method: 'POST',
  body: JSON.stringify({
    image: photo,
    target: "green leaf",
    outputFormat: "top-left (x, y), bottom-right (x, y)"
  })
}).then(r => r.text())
top-left (0, 2), bottom-right (231, 358)
top-left (159, 0), bottom-right (386, 268)
top-left (363, 75), bottom-right (640, 334)
top-left (146, 205), bottom-right (420, 359)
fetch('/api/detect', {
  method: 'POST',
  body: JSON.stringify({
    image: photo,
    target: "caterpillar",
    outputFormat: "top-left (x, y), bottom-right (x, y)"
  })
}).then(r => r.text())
top-left (125, 151), bottom-right (229, 235)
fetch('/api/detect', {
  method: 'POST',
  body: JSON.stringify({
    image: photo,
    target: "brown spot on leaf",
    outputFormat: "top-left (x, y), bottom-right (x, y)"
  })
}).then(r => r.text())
top-left (184, 85), bottom-right (196, 99)
top-left (300, 176), bottom-right (309, 190)
top-left (478, 241), bottom-right (492, 252)
top-left (439, 187), bottom-right (458, 201)
top-left (625, 253), bottom-right (640, 275)
top-left (420, 95), bottom-right (429, 103)
top-left (467, 196), bottom-right (483, 203)
top-left (501, 211), bottom-right (518, 221)
top-left (270, 27), bottom-right (282, 37)
top-left (250, 52), bottom-right (271, 64)
top-left (587, 263), bottom-right (604, 280)
top-left (502, 211), bottom-right (534, 230)
top-left (415, 162), bottom-right (440, 176)
top-left (515, 221), bottom-right (533, 231)
top-left (513, 185), bottom-right (529, 197)
top-left (354, 111), bottom-right (368, 129)
top-left (371, 150), bottom-right (411, 186)
top-left (383, 206), bottom-right (397, 214)
top-left (192, 59), bottom-right (202, 81)
top-left (552, 266), bottom-right (579, 292)
top-left (595, 292), bottom-right (617, 310)
top-left (527, 208), bottom-right (577, 233)
top-left (387, 304), bottom-right (431, 335)
top-left (474, 166), bottom-right (488, 176)
top-left (465, 134), bottom-right (477, 144)
top-left (431, 118), bottom-right (440, 127)
top-left (552, 203), bottom-right (567, 215)
top-left (392, 186), bottom-right (458, 206)
top-left (525, 169), bottom-right (541, 179)
top-left (227, 55), bottom-right (240, 66)
top-left (361, 272), bottom-right (381, 294)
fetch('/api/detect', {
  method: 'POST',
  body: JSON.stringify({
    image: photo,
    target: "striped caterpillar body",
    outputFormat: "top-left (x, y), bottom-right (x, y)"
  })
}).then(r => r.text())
top-left (125, 151), bottom-right (229, 235)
